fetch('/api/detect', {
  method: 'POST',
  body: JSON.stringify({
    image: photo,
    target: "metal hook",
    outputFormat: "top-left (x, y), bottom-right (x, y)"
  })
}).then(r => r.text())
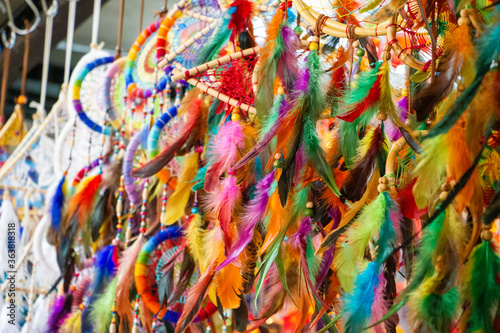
top-left (2, 0), bottom-right (42, 35)
top-left (1, 29), bottom-right (16, 49)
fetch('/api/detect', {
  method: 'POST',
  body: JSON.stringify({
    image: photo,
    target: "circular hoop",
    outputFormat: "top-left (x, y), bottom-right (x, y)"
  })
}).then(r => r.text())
top-left (134, 226), bottom-right (217, 322)
top-left (72, 56), bottom-right (115, 134)
top-left (147, 105), bottom-right (179, 160)
top-left (103, 57), bottom-right (128, 131)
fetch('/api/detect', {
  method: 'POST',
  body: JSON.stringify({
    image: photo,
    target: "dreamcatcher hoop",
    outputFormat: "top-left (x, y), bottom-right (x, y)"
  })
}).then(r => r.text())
top-left (134, 226), bottom-right (217, 322)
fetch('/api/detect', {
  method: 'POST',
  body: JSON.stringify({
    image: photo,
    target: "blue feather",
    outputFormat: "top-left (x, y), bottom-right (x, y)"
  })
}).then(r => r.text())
top-left (50, 175), bottom-right (66, 232)
top-left (343, 262), bottom-right (381, 333)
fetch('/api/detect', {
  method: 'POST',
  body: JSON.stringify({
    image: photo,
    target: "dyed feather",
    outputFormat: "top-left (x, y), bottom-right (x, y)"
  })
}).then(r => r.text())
top-left (378, 61), bottom-right (404, 128)
top-left (59, 311), bottom-right (82, 333)
top-left (218, 171), bottom-right (275, 269)
top-left (90, 276), bottom-right (118, 332)
top-left (91, 188), bottom-right (111, 242)
top-left (48, 294), bottom-right (74, 332)
top-left (371, 274), bottom-right (390, 333)
top-left (241, 231), bottom-right (262, 293)
top-left (227, 0), bottom-right (254, 45)
top-left (115, 234), bottom-right (143, 331)
top-left (425, 14), bottom-right (500, 139)
top-left (162, 152), bottom-right (199, 225)
top-left (65, 174), bottom-right (102, 231)
top-left (337, 61), bottom-right (382, 123)
top-left (196, 14), bottom-right (232, 66)
top-left (50, 175), bottom-right (66, 233)
top-left (412, 24), bottom-right (476, 122)
top-left (462, 240), bottom-right (500, 333)
top-left (215, 262), bottom-right (244, 309)
top-left (185, 214), bottom-right (206, 267)
top-left (368, 0), bottom-right (408, 23)
top-left (341, 125), bottom-right (385, 203)
top-left (132, 95), bottom-right (202, 178)
top-left (204, 121), bottom-right (245, 193)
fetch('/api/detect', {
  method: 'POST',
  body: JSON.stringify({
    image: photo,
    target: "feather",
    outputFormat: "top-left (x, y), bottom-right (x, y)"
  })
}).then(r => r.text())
top-left (131, 95), bottom-right (202, 178)
top-left (255, 13), bottom-right (299, 119)
top-left (205, 175), bottom-right (241, 250)
top-left (116, 234), bottom-right (143, 331)
top-left (162, 152), bottom-right (199, 225)
top-left (241, 231), bottom-right (262, 293)
top-left (48, 294), bottom-right (74, 332)
top-left (341, 125), bottom-right (385, 203)
top-left (91, 188), bottom-right (111, 242)
top-left (168, 252), bottom-right (195, 306)
top-left (185, 214), bottom-right (206, 267)
top-left (337, 61), bottom-right (382, 123)
top-left (233, 294), bottom-right (249, 332)
top-left (462, 240), bottom-right (500, 333)
top-left (425, 16), bottom-right (500, 139)
top-left (367, 0), bottom-right (408, 23)
top-left (204, 121), bottom-right (245, 193)
top-left (90, 277), bottom-right (118, 332)
top-left (59, 311), bottom-right (82, 333)
top-left (370, 274), bottom-right (390, 333)
top-left (326, 65), bottom-right (347, 113)
top-left (215, 262), bottom-right (244, 309)
top-left (412, 134), bottom-right (448, 208)
top-left (412, 24), bottom-right (476, 122)
top-left (342, 262), bottom-right (381, 333)
top-left (50, 175), bottom-right (67, 235)
top-left (227, 0), bottom-right (255, 45)
top-left (65, 174), bottom-right (102, 231)
top-left (196, 16), bottom-right (232, 66)
top-left (219, 171), bottom-right (275, 269)
top-left (175, 261), bottom-right (217, 333)
top-left (378, 61), bottom-right (404, 127)
top-left (385, 97), bottom-right (408, 141)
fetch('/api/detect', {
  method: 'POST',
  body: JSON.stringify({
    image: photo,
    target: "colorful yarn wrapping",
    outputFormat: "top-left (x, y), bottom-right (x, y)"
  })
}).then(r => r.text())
top-left (102, 57), bottom-right (127, 131)
top-left (123, 129), bottom-right (148, 207)
top-left (125, 19), bottom-right (172, 99)
top-left (72, 158), bottom-right (100, 186)
top-left (72, 56), bottom-right (115, 134)
top-left (147, 105), bottom-right (179, 160)
top-left (134, 226), bottom-right (217, 322)
top-left (156, 10), bottom-right (184, 61)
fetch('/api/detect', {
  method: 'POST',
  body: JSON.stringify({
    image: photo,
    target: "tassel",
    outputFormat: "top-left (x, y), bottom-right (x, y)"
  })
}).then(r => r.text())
top-left (218, 171), bottom-right (275, 269)
top-left (116, 234), bottom-right (143, 331)
top-left (161, 152), bottom-right (199, 225)
top-left (462, 240), bottom-right (500, 332)
top-left (340, 125), bottom-right (386, 203)
top-left (412, 24), bottom-right (476, 122)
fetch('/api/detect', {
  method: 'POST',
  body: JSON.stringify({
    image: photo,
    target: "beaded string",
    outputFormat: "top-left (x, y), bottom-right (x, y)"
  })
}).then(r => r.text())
top-left (151, 315), bottom-right (158, 333)
top-left (174, 83), bottom-right (182, 106)
top-left (140, 179), bottom-right (149, 233)
top-left (85, 130), bottom-right (93, 177)
top-left (132, 295), bottom-right (141, 333)
top-left (125, 201), bottom-right (134, 245)
top-left (98, 114), bottom-right (109, 175)
top-left (64, 118), bottom-right (78, 177)
top-left (164, 84), bottom-right (172, 111)
top-left (160, 183), bottom-right (168, 230)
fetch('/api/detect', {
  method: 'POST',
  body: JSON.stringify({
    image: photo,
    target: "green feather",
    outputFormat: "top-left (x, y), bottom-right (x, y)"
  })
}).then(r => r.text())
top-left (409, 287), bottom-right (459, 332)
top-left (90, 276), bottom-right (118, 332)
top-left (462, 240), bottom-right (500, 333)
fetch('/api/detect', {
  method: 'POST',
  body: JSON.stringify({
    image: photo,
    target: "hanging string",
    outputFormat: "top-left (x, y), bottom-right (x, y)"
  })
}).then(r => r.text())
top-left (115, 0), bottom-right (126, 59)
top-left (139, 0), bottom-right (145, 33)
top-left (19, 20), bottom-right (31, 104)
top-left (64, 0), bottom-right (77, 86)
top-left (0, 47), bottom-right (12, 128)
top-left (39, 1), bottom-right (58, 115)
top-left (91, 0), bottom-right (102, 47)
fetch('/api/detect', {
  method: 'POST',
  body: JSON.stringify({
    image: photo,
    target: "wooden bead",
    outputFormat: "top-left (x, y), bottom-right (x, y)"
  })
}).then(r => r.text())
top-left (352, 40), bottom-right (360, 48)
top-left (309, 42), bottom-right (319, 51)
top-left (457, 84), bottom-right (466, 91)
top-left (401, 88), bottom-right (408, 97)
top-left (381, 51), bottom-right (391, 61)
top-left (379, 177), bottom-right (388, 184)
top-left (274, 153), bottom-right (282, 160)
top-left (439, 191), bottom-right (449, 201)
top-left (460, 9), bottom-right (469, 17)
top-left (482, 223), bottom-right (493, 230)
top-left (378, 184), bottom-right (389, 193)
top-left (405, 118), bottom-right (412, 126)
top-left (377, 112), bottom-right (388, 121)
top-left (306, 202), bottom-right (314, 209)
top-left (481, 230), bottom-right (493, 241)
top-left (277, 86), bottom-right (285, 95)
top-left (231, 113), bottom-right (241, 121)
top-left (441, 183), bottom-right (451, 191)
top-left (458, 17), bottom-right (471, 26)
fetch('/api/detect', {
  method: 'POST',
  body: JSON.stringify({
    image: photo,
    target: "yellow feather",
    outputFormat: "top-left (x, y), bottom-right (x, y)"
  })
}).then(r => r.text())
top-left (162, 152), bottom-right (199, 225)
top-left (59, 311), bottom-right (81, 333)
top-left (185, 213), bottom-right (205, 268)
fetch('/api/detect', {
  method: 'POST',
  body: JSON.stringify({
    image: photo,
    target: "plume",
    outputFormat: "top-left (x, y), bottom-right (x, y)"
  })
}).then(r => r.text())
top-left (115, 234), bottom-right (144, 331)
top-left (425, 14), bottom-right (500, 139)
top-left (162, 152), bottom-right (199, 225)
top-left (367, 0), bottom-right (408, 23)
top-left (91, 188), bottom-right (111, 242)
top-left (185, 214), bottom-right (206, 267)
top-left (218, 171), bottom-right (275, 269)
top-left (64, 174), bottom-right (102, 231)
top-left (340, 125), bottom-right (386, 203)
top-left (462, 240), bottom-right (500, 333)
top-left (47, 294), bottom-right (74, 332)
top-left (204, 121), bottom-right (245, 193)
top-left (215, 262), bottom-right (244, 309)
top-left (412, 24), bottom-right (476, 122)
top-left (337, 61), bottom-right (383, 123)
top-left (59, 311), bottom-right (82, 333)
top-left (241, 231), bottom-right (262, 293)
top-left (50, 175), bottom-right (67, 235)
top-left (90, 277), bottom-right (118, 332)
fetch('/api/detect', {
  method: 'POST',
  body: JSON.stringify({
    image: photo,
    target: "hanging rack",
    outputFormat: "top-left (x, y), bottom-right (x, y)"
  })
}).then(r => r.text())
top-left (1, 0), bottom-right (41, 35)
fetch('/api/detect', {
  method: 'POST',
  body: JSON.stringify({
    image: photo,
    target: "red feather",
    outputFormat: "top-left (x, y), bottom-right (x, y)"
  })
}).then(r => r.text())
top-left (65, 174), bottom-right (102, 230)
top-left (337, 75), bottom-right (382, 123)
top-left (228, 0), bottom-right (254, 44)
top-left (396, 178), bottom-right (428, 219)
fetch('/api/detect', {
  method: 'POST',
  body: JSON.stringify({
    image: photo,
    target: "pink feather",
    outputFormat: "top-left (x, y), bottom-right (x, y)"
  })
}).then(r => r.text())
top-left (205, 121), bottom-right (245, 192)
top-left (370, 274), bottom-right (390, 333)
top-left (205, 175), bottom-right (241, 250)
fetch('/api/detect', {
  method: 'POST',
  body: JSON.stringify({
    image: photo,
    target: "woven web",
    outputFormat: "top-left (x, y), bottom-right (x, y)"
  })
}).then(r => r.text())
top-left (188, 54), bottom-right (259, 107)
top-left (183, 0), bottom-right (223, 15)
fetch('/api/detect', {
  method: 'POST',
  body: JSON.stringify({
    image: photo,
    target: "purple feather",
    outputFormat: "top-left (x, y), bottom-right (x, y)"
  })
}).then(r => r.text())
top-left (278, 26), bottom-right (300, 89)
top-left (294, 146), bottom-right (306, 183)
top-left (47, 294), bottom-right (73, 332)
top-left (217, 172), bottom-right (276, 270)
top-left (290, 216), bottom-right (312, 248)
top-left (293, 68), bottom-right (310, 100)
top-left (385, 97), bottom-right (409, 141)
top-left (316, 247), bottom-right (334, 288)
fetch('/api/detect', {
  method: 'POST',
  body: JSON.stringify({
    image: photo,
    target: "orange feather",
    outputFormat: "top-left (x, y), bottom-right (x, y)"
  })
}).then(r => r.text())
top-left (214, 262), bottom-right (243, 309)
top-left (260, 190), bottom-right (284, 254)
top-left (65, 174), bottom-right (102, 230)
